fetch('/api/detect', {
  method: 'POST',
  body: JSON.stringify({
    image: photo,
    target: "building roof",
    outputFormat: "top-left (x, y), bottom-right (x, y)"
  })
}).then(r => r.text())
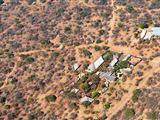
top-left (151, 27), bottom-right (160, 36)
top-left (120, 68), bottom-right (132, 75)
top-left (71, 88), bottom-right (79, 93)
top-left (99, 71), bottom-right (116, 81)
top-left (73, 63), bottom-right (80, 71)
top-left (80, 96), bottom-right (94, 103)
top-left (140, 29), bottom-right (147, 39)
top-left (87, 63), bottom-right (95, 72)
top-left (129, 57), bottom-right (141, 65)
top-left (109, 58), bottom-right (118, 67)
top-left (87, 56), bottom-right (104, 72)
top-left (143, 32), bottom-right (153, 40)
top-left (94, 56), bottom-right (104, 69)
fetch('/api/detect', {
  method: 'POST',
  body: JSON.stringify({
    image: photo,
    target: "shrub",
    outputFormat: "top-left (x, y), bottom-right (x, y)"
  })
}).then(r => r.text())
top-left (125, 108), bottom-right (135, 118)
top-left (80, 8), bottom-right (91, 18)
top-left (82, 101), bottom-right (91, 108)
top-left (149, 112), bottom-right (156, 120)
top-left (81, 48), bottom-right (92, 58)
top-left (94, 100), bottom-right (100, 104)
top-left (0, 0), bottom-right (4, 5)
top-left (131, 89), bottom-right (141, 102)
top-left (23, 57), bottom-right (34, 64)
top-left (104, 103), bottom-right (110, 109)
top-left (51, 51), bottom-right (59, 58)
top-left (100, 0), bottom-right (107, 5)
top-left (114, 60), bottom-right (129, 72)
top-left (94, 45), bottom-right (101, 51)
top-left (91, 91), bottom-right (100, 98)
top-left (139, 23), bottom-right (148, 29)
top-left (126, 6), bottom-right (135, 13)
top-left (96, 39), bottom-right (103, 44)
top-left (70, 112), bottom-right (77, 119)
top-left (81, 82), bottom-right (90, 92)
top-left (64, 27), bottom-right (72, 34)
top-left (64, 91), bottom-right (77, 99)
top-left (6, 51), bottom-right (14, 58)
top-left (99, 29), bottom-right (105, 35)
top-left (40, 39), bottom-right (51, 45)
top-left (45, 95), bottom-right (57, 102)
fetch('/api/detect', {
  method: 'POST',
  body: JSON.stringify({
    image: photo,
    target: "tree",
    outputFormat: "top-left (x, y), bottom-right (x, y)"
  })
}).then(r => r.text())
top-left (81, 82), bottom-right (90, 92)
top-left (23, 57), bottom-right (34, 64)
top-left (126, 6), bottom-right (135, 13)
top-left (0, 0), bottom-right (4, 5)
top-left (91, 91), bottom-right (100, 98)
top-left (131, 89), bottom-right (141, 102)
top-left (96, 39), bottom-right (103, 44)
top-left (114, 61), bottom-right (129, 72)
top-left (45, 95), bottom-right (57, 102)
top-left (139, 23), bottom-right (148, 29)
top-left (82, 101), bottom-right (91, 108)
top-left (125, 108), bottom-right (135, 118)
top-left (104, 103), bottom-right (110, 109)
top-left (149, 112), bottom-right (156, 120)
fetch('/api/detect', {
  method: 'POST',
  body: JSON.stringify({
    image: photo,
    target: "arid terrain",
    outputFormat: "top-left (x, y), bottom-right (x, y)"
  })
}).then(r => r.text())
top-left (0, 0), bottom-right (160, 120)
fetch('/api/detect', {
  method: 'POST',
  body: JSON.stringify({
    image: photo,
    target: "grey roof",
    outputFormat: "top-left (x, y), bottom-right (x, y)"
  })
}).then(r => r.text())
top-left (80, 96), bottom-right (94, 103)
top-left (140, 29), bottom-right (147, 39)
top-left (87, 56), bottom-right (104, 72)
top-left (109, 58), bottom-right (118, 67)
top-left (99, 71), bottom-right (116, 81)
top-left (73, 63), bottom-right (80, 71)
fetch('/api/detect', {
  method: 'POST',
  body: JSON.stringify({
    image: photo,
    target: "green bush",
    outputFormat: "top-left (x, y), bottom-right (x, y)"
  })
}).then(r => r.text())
top-left (51, 51), bottom-right (59, 58)
top-left (131, 89), bottom-right (141, 102)
top-left (94, 100), bottom-right (100, 104)
top-left (45, 95), bottom-right (57, 102)
top-left (81, 48), bottom-right (92, 58)
top-left (64, 27), bottom-right (72, 34)
top-left (139, 23), bottom-right (148, 29)
top-left (126, 6), bottom-right (135, 13)
top-left (64, 91), bottom-right (77, 99)
top-left (0, 0), bottom-right (4, 5)
top-left (40, 39), bottom-right (51, 45)
top-left (100, 0), bottom-right (107, 5)
top-left (23, 57), bottom-right (34, 64)
top-left (149, 112), bottom-right (156, 120)
top-left (6, 51), bottom-right (14, 58)
top-left (99, 29), bottom-right (105, 35)
top-left (81, 82), bottom-right (90, 92)
top-left (96, 39), bottom-right (103, 44)
top-left (114, 60), bottom-right (129, 72)
top-left (91, 91), bottom-right (100, 98)
top-left (92, 75), bottom-right (100, 83)
top-left (95, 45), bottom-right (101, 51)
top-left (80, 8), bottom-right (91, 18)
top-left (102, 50), bottom-right (114, 60)
top-left (82, 101), bottom-right (91, 108)
top-left (104, 103), bottom-right (110, 109)
top-left (125, 108), bottom-right (135, 118)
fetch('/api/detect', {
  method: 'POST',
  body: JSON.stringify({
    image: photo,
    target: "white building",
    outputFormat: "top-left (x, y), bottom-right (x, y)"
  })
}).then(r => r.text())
top-left (80, 96), bottom-right (94, 103)
top-left (87, 56), bottom-right (104, 72)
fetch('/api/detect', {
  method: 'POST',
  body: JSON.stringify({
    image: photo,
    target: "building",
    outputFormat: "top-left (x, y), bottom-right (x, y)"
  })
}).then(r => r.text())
top-left (109, 58), bottom-right (118, 67)
top-left (80, 96), bottom-right (94, 103)
top-left (87, 56), bottom-right (104, 72)
top-left (72, 63), bottom-right (80, 71)
top-left (140, 27), bottom-right (160, 40)
top-left (99, 71), bottom-right (116, 81)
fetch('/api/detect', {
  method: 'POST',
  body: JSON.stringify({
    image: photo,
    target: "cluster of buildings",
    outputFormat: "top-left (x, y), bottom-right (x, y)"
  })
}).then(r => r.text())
top-left (140, 27), bottom-right (160, 40)
top-left (71, 50), bottom-right (142, 104)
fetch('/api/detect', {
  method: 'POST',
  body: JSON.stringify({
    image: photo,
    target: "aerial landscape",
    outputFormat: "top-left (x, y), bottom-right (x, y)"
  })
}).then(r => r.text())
top-left (0, 0), bottom-right (160, 120)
